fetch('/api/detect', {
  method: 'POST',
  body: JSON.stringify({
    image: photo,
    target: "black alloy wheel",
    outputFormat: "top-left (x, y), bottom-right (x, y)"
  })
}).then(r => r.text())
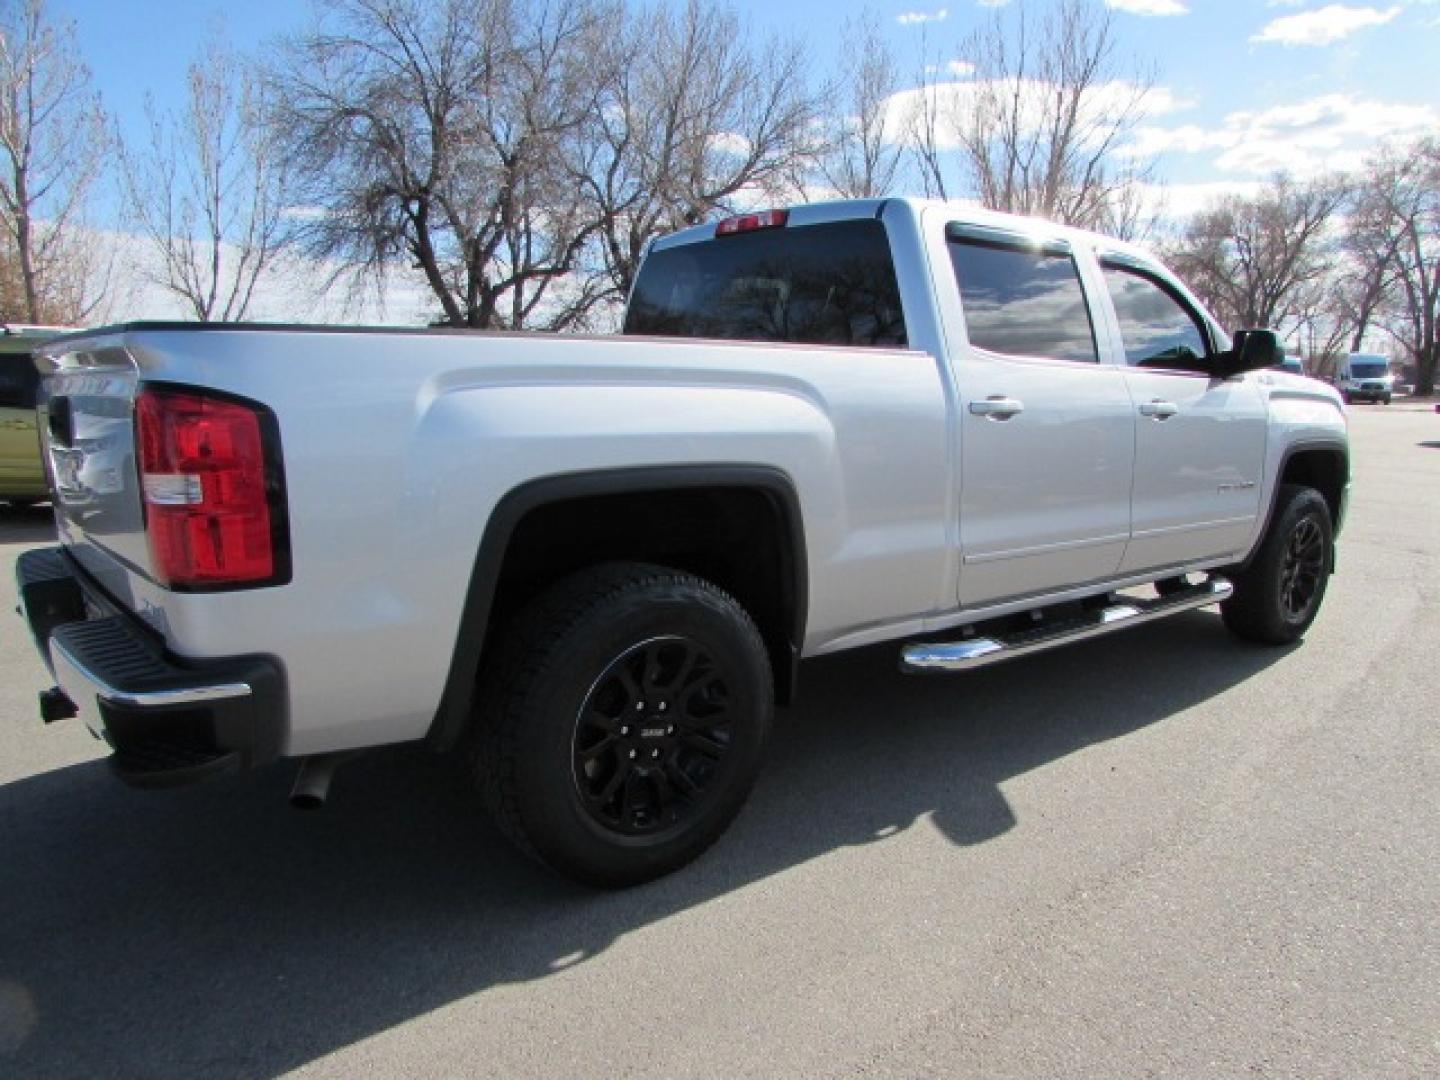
top-left (474, 562), bottom-right (772, 887)
top-left (1221, 484), bottom-right (1333, 645)
top-left (572, 635), bottom-right (737, 837)
top-left (1278, 516), bottom-right (1325, 621)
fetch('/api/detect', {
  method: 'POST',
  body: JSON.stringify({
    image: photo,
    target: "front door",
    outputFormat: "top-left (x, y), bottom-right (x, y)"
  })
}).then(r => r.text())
top-left (1097, 260), bottom-right (1268, 573)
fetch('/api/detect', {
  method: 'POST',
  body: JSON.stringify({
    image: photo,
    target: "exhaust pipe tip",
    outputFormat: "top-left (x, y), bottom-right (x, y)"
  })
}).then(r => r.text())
top-left (289, 752), bottom-right (348, 810)
top-left (290, 790), bottom-right (326, 811)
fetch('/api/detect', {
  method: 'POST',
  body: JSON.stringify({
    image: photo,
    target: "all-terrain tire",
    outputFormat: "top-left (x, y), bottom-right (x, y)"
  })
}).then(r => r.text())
top-left (473, 562), bottom-right (773, 888)
top-left (1221, 485), bottom-right (1333, 645)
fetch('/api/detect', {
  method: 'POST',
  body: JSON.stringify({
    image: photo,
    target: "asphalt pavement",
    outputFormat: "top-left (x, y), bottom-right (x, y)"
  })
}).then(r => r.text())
top-left (1, 405), bottom-right (1436, 1078)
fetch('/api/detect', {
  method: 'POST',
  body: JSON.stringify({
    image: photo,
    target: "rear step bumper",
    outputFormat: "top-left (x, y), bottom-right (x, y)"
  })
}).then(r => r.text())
top-left (16, 546), bottom-right (285, 788)
top-left (900, 578), bottom-right (1233, 674)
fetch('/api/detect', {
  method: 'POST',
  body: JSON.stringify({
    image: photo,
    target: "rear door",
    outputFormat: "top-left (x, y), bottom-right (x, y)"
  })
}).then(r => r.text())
top-left (1097, 257), bottom-right (1267, 573)
top-left (944, 223), bottom-right (1135, 608)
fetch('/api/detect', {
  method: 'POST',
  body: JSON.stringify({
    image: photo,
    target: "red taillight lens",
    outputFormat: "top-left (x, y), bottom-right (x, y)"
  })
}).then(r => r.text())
top-left (714, 209), bottom-right (789, 236)
top-left (135, 387), bottom-right (286, 589)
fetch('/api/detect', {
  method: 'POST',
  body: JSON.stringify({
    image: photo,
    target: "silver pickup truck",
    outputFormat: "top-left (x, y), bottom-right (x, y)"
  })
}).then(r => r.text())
top-left (16, 198), bottom-right (1348, 886)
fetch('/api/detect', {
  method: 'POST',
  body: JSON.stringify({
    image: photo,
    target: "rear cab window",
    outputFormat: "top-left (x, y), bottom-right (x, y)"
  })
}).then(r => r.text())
top-left (624, 219), bottom-right (907, 347)
top-left (946, 226), bottom-right (1097, 363)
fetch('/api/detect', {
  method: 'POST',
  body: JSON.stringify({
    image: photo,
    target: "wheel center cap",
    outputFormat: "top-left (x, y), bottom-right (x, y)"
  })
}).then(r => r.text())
top-left (639, 721), bottom-right (669, 738)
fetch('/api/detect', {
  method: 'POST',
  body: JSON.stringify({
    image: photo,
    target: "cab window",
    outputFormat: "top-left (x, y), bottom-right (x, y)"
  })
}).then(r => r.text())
top-left (1101, 262), bottom-right (1209, 372)
top-left (947, 232), bottom-right (1098, 363)
top-left (624, 220), bottom-right (906, 347)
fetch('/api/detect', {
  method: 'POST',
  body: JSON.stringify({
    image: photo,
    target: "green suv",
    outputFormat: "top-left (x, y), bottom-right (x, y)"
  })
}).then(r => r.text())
top-left (0, 325), bottom-right (71, 506)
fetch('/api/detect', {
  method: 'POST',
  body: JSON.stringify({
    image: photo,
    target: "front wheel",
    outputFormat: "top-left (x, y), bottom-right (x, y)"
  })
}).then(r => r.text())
top-left (473, 562), bottom-right (773, 887)
top-left (1221, 485), bottom-right (1333, 645)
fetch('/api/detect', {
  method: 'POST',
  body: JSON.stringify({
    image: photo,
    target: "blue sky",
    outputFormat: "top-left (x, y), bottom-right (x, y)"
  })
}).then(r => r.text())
top-left (57, 0), bottom-right (1438, 217)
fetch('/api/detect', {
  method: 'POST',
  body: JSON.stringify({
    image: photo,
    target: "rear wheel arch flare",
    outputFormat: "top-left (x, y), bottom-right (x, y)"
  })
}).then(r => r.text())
top-left (428, 465), bottom-right (808, 751)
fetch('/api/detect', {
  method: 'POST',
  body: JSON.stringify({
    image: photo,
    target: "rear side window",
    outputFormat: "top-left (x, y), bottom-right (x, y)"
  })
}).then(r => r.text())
top-left (1101, 263), bottom-right (1209, 371)
top-left (948, 234), bottom-right (1097, 363)
top-left (624, 219), bottom-right (906, 347)
top-left (0, 354), bottom-right (40, 410)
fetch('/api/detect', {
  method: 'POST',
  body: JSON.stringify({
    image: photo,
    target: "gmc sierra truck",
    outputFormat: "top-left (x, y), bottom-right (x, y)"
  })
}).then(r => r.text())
top-left (16, 198), bottom-right (1349, 887)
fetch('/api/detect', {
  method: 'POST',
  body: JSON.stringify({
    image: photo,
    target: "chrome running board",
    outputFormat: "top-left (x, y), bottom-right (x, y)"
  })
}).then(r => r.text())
top-left (900, 577), bottom-right (1233, 674)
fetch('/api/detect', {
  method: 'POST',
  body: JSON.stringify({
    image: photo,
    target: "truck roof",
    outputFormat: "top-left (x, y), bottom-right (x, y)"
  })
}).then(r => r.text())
top-left (651, 197), bottom-right (1160, 265)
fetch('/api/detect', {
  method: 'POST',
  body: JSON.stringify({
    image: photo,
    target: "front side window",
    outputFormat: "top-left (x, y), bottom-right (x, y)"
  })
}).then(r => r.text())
top-left (948, 235), bottom-right (1097, 363)
top-left (1102, 263), bottom-right (1209, 372)
top-left (624, 220), bottom-right (906, 347)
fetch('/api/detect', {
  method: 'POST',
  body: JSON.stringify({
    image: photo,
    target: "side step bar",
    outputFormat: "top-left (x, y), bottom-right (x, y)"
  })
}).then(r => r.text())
top-left (900, 577), bottom-right (1233, 674)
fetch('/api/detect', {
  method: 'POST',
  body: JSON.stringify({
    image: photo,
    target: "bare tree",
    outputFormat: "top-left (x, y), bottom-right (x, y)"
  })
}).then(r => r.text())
top-left (1289, 276), bottom-right (1356, 379)
top-left (905, 39), bottom-right (951, 201)
top-left (573, 0), bottom-right (820, 305)
top-left (118, 34), bottom-right (292, 322)
top-left (0, 0), bottom-right (106, 323)
top-left (269, 0), bottom-right (611, 330)
top-left (1329, 180), bottom-right (1405, 359)
top-left (907, 0), bottom-right (1155, 229)
top-left (815, 13), bottom-right (900, 200)
top-left (1165, 174), bottom-right (1349, 336)
top-left (1362, 140), bottom-right (1440, 395)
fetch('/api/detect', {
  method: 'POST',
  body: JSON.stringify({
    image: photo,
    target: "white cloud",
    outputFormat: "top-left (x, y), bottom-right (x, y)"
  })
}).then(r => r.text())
top-left (1251, 4), bottom-right (1401, 46)
top-left (711, 131), bottom-right (753, 158)
top-left (896, 7), bottom-right (948, 25)
top-left (1121, 93), bottom-right (1438, 176)
top-left (1132, 180), bottom-right (1267, 222)
top-left (90, 227), bottom-right (433, 325)
top-left (883, 78), bottom-right (1191, 152)
top-left (1107, 0), bottom-right (1188, 15)
top-left (924, 60), bottom-right (976, 78)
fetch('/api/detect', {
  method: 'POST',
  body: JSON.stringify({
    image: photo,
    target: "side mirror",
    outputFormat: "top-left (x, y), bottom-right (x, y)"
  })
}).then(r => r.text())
top-left (1215, 329), bottom-right (1281, 378)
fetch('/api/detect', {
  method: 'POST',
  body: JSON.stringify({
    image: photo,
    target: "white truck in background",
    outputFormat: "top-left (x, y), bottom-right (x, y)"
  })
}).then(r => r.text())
top-left (17, 198), bottom-right (1349, 886)
top-left (1335, 353), bottom-right (1395, 404)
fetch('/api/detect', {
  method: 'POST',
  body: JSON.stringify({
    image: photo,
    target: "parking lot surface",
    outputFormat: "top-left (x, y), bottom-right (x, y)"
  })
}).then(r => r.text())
top-left (1, 406), bottom-right (1436, 1078)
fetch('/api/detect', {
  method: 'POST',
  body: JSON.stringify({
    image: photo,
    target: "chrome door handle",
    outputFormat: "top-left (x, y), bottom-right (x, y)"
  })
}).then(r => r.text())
top-left (1139, 399), bottom-right (1179, 420)
top-left (969, 396), bottom-right (1025, 420)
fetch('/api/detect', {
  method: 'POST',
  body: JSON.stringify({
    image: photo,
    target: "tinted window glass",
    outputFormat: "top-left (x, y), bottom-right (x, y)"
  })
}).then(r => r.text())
top-left (1102, 264), bottom-right (1208, 370)
top-left (624, 220), bottom-right (906, 347)
top-left (948, 238), bottom-right (1097, 363)
top-left (0, 354), bottom-right (39, 410)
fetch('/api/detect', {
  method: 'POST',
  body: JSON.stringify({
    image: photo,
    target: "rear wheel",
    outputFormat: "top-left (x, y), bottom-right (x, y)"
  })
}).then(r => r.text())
top-left (473, 562), bottom-right (772, 887)
top-left (1221, 485), bottom-right (1333, 645)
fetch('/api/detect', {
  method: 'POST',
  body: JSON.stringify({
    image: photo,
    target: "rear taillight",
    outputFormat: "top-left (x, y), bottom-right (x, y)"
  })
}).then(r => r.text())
top-left (135, 386), bottom-right (289, 590)
top-left (714, 209), bottom-right (789, 236)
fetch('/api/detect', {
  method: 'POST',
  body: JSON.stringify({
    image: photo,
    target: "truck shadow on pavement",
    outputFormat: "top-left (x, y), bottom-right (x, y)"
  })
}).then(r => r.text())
top-left (0, 611), bottom-right (1289, 1076)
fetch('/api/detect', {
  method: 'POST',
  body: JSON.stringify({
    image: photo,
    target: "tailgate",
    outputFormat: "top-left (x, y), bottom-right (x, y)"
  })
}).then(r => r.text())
top-left (36, 337), bottom-right (151, 599)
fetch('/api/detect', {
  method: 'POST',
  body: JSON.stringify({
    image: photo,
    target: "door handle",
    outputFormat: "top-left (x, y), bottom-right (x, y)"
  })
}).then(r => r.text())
top-left (1139, 399), bottom-right (1179, 420)
top-left (969, 396), bottom-right (1025, 420)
